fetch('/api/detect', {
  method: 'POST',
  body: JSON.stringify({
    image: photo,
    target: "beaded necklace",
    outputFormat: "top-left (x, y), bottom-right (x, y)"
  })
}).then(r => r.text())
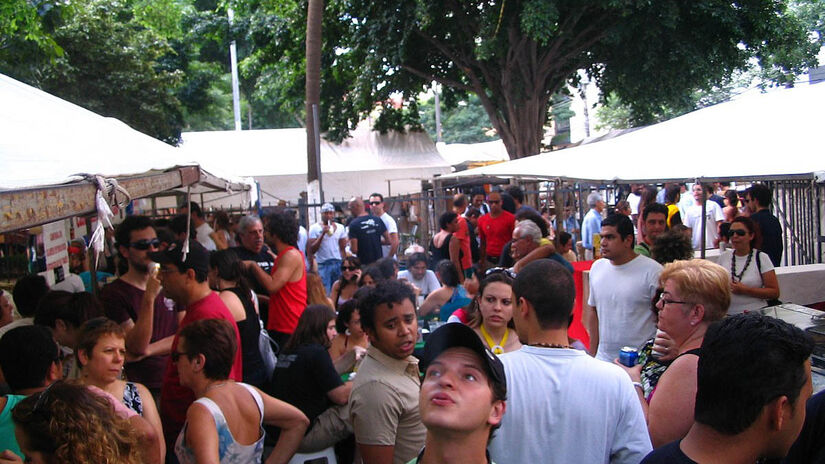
top-left (730, 249), bottom-right (754, 282)
top-left (529, 343), bottom-right (572, 349)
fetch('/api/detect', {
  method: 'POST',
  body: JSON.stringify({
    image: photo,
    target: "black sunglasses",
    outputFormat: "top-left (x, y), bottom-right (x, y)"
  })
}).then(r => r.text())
top-left (727, 229), bottom-right (748, 237)
top-left (369, 201), bottom-right (381, 206)
top-left (130, 238), bottom-right (161, 250)
top-left (342, 265), bottom-right (358, 271)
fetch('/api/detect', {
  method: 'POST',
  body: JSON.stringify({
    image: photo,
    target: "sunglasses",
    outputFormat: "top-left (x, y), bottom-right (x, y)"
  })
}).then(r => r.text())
top-left (342, 265), bottom-right (358, 271)
top-left (369, 201), bottom-right (381, 206)
top-left (727, 229), bottom-right (748, 237)
top-left (484, 267), bottom-right (516, 279)
top-left (170, 350), bottom-right (187, 363)
top-left (129, 238), bottom-right (160, 250)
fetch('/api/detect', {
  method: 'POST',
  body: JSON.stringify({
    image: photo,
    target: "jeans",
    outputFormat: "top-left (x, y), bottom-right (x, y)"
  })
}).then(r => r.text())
top-left (317, 259), bottom-right (342, 294)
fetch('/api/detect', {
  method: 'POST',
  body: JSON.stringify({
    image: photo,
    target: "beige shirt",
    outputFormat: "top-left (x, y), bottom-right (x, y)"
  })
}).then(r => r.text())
top-left (350, 345), bottom-right (426, 464)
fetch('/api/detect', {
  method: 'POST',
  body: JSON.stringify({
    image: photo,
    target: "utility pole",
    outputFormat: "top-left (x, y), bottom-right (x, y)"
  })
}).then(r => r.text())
top-left (228, 8), bottom-right (242, 131)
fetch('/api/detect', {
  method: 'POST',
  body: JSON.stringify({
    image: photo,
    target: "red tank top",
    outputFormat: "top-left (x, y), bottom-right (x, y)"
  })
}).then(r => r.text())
top-left (267, 246), bottom-right (307, 333)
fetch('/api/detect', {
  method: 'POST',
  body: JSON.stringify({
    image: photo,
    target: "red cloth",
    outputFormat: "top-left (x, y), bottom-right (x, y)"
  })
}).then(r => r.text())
top-left (477, 211), bottom-right (515, 257)
top-left (453, 217), bottom-right (473, 270)
top-left (569, 260), bottom-right (594, 349)
top-left (159, 291), bottom-right (243, 446)
top-left (267, 246), bottom-right (307, 333)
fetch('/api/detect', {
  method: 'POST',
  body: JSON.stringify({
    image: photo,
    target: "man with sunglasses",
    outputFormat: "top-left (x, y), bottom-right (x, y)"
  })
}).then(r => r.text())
top-left (101, 215), bottom-right (180, 396)
top-left (369, 193), bottom-right (399, 259)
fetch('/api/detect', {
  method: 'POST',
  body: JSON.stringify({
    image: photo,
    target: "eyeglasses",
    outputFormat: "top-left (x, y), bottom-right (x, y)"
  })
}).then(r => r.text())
top-left (369, 201), bottom-right (381, 206)
top-left (342, 265), bottom-right (358, 271)
top-left (129, 238), bottom-right (160, 250)
top-left (657, 294), bottom-right (692, 306)
top-left (32, 381), bottom-right (57, 416)
top-left (727, 229), bottom-right (748, 237)
top-left (484, 267), bottom-right (516, 279)
top-left (170, 350), bottom-right (188, 363)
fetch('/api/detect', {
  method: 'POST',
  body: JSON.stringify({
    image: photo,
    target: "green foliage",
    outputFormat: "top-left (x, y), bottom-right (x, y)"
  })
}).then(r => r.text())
top-left (1, 0), bottom-right (184, 144)
top-left (0, 0), bottom-right (63, 58)
top-left (418, 93), bottom-right (498, 144)
top-left (243, 0), bottom-right (821, 158)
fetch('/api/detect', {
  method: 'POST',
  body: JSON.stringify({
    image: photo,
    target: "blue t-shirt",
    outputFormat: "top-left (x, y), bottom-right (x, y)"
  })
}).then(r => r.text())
top-left (581, 209), bottom-right (602, 251)
top-left (348, 214), bottom-right (387, 265)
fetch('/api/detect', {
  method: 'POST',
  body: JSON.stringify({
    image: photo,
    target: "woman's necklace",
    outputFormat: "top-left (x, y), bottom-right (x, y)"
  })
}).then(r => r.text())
top-left (205, 381), bottom-right (230, 393)
top-left (730, 249), bottom-right (753, 282)
top-left (480, 324), bottom-right (508, 355)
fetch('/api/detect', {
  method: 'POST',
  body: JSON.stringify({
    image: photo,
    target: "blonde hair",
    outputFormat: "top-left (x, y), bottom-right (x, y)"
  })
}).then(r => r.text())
top-left (12, 381), bottom-right (142, 464)
top-left (659, 259), bottom-right (730, 321)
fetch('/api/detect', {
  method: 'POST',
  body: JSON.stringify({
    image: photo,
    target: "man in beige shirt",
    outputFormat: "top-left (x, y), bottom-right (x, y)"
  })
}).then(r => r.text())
top-left (350, 280), bottom-right (425, 464)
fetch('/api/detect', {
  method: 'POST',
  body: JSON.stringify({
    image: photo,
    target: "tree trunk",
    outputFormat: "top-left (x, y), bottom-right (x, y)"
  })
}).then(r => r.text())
top-left (306, 0), bottom-right (323, 185)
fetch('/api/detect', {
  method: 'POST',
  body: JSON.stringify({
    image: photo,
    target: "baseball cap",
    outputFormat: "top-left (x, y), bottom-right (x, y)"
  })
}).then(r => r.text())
top-left (321, 203), bottom-right (335, 213)
top-left (420, 323), bottom-right (507, 400)
top-left (148, 240), bottom-right (209, 275)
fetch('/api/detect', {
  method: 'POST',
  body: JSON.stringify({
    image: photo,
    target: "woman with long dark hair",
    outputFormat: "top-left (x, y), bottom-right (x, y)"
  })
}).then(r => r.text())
top-left (268, 305), bottom-right (352, 451)
top-left (419, 260), bottom-right (472, 321)
top-left (208, 249), bottom-right (268, 387)
top-left (718, 216), bottom-right (780, 314)
top-left (469, 269), bottom-right (522, 355)
top-left (331, 256), bottom-right (361, 309)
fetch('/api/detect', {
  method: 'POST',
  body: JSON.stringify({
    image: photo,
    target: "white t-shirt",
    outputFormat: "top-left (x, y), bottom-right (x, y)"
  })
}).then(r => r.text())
top-left (195, 222), bottom-right (217, 251)
top-left (588, 254), bottom-right (662, 362)
top-left (685, 201), bottom-right (725, 250)
top-left (627, 192), bottom-right (641, 215)
top-left (718, 249), bottom-right (775, 315)
top-left (308, 222), bottom-right (346, 263)
top-left (397, 269), bottom-right (441, 297)
top-left (489, 347), bottom-right (652, 464)
top-left (379, 212), bottom-right (398, 258)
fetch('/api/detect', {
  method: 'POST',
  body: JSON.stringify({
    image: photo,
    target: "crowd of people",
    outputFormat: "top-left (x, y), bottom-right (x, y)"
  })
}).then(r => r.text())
top-left (0, 181), bottom-right (819, 464)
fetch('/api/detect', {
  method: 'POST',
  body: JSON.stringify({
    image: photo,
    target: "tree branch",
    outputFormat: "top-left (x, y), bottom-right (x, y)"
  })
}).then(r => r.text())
top-left (400, 64), bottom-right (473, 92)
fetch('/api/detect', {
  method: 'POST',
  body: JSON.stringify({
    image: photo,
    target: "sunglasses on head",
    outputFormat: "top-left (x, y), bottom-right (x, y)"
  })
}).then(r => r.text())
top-left (484, 267), bottom-right (516, 279)
top-left (727, 229), bottom-right (748, 237)
top-left (129, 238), bottom-right (160, 250)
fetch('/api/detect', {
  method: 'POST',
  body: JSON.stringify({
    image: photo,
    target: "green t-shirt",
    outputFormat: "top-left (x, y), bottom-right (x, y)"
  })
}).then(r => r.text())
top-left (0, 395), bottom-right (26, 459)
top-left (634, 242), bottom-right (651, 258)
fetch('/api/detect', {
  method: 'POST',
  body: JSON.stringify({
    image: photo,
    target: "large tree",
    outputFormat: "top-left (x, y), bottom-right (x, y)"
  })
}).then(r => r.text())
top-left (255, 0), bottom-right (821, 159)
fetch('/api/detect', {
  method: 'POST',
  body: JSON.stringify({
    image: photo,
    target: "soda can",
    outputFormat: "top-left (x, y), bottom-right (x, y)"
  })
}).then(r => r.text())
top-left (619, 346), bottom-right (639, 367)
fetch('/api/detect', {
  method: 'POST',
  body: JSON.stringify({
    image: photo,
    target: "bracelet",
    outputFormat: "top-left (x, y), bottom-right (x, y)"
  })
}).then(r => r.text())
top-left (632, 382), bottom-right (644, 391)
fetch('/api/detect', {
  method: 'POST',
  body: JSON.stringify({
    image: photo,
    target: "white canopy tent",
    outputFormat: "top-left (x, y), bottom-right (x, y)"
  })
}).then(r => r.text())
top-left (180, 124), bottom-right (452, 206)
top-left (0, 73), bottom-right (251, 233)
top-left (439, 83), bottom-right (825, 184)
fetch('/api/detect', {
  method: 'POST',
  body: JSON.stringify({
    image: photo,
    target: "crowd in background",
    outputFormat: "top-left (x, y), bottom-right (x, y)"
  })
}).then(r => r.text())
top-left (0, 180), bottom-right (820, 464)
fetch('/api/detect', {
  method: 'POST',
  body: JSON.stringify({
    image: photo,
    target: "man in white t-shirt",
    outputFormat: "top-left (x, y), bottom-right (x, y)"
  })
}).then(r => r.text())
top-left (489, 259), bottom-right (651, 464)
top-left (685, 183), bottom-right (725, 250)
top-left (308, 203), bottom-right (348, 294)
top-left (180, 201), bottom-right (217, 251)
top-left (586, 214), bottom-right (662, 362)
top-left (397, 252), bottom-right (441, 298)
top-left (369, 193), bottom-right (399, 259)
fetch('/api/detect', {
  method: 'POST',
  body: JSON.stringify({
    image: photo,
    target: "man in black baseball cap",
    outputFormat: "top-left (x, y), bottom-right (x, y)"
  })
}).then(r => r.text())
top-left (147, 240), bottom-right (244, 451)
top-left (414, 323), bottom-right (506, 464)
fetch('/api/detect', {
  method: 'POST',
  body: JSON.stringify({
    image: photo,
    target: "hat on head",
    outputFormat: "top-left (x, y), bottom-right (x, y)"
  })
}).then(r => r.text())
top-left (420, 323), bottom-right (506, 400)
top-left (321, 203), bottom-right (335, 213)
top-left (148, 240), bottom-right (209, 275)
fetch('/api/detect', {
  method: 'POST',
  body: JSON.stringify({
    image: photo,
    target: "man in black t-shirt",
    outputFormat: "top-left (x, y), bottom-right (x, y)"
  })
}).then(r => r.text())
top-left (230, 216), bottom-right (275, 318)
top-left (745, 184), bottom-right (783, 266)
top-left (347, 197), bottom-right (389, 265)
